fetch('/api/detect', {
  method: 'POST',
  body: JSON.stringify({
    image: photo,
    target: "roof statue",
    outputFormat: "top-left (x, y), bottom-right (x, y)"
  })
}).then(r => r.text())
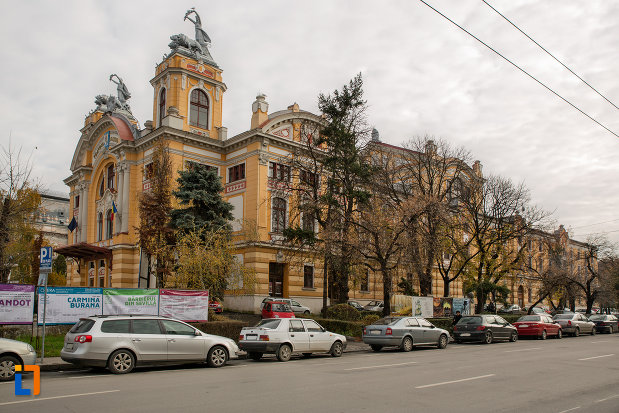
top-left (93, 74), bottom-right (135, 118)
top-left (371, 128), bottom-right (381, 142)
top-left (109, 74), bottom-right (131, 109)
top-left (168, 8), bottom-right (217, 66)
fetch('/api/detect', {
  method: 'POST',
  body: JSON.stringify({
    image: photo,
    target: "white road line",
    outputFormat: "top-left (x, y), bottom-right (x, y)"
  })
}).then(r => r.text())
top-left (68, 375), bottom-right (111, 379)
top-left (594, 394), bottom-right (619, 403)
top-left (504, 347), bottom-right (541, 353)
top-left (344, 362), bottom-right (417, 371)
top-left (0, 390), bottom-right (120, 406)
top-left (590, 341), bottom-right (608, 343)
top-left (415, 374), bottom-right (495, 389)
top-left (577, 354), bottom-right (614, 361)
top-left (557, 407), bottom-right (580, 413)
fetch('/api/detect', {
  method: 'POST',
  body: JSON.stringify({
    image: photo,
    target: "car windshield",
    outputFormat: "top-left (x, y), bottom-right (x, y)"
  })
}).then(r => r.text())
top-left (518, 315), bottom-right (541, 322)
top-left (367, 301), bottom-right (379, 306)
top-left (70, 318), bottom-right (95, 333)
top-left (256, 319), bottom-right (281, 329)
top-left (372, 317), bottom-right (400, 326)
top-left (554, 315), bottom-right (574, 320)
top-left (271, 303), bottom-right (292, 312)
top-left (588, 315), bottom-right (605, 320)
top-left (457, 316), bottom-right (482, 325)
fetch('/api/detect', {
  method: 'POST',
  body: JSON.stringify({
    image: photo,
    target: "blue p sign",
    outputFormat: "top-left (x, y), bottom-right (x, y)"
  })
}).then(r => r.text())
top-left (40, 247), bottom-right (52, 270)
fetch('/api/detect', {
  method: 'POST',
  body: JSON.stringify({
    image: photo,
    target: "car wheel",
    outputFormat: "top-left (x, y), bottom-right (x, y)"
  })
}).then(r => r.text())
top-left (0, 355), bottom-right (19, 382)
top-left (438, 334), bottom-right (448, 349)
top-left (330, 341), bottom-right (344, 357)
top-left (509, 331), bottom-right (518, 342)
top-left (370, 345), bottom-right (382, 352)
top-left (248, 352), bottom-right (262, 361)
top-left (573, 328), bottom-right (580, 337)
top-left (483, 331), bottom-right (493, 344)
top-left (590, 327), bottom-right (596, 336)
top-left (400, 336), bottom-right (413, 352)
top-left (108, 349), bottom-right (135, 374)
top-left (303, 310), bottom-right (310, 315)
top-left (556, 329), bottom-right (562, 339)
top-left (207, 345), bottom-right (228, 368)
top-left (276, 344), bottom-right (292, 362)
top-left (540, 330), bottom-right (547, 340)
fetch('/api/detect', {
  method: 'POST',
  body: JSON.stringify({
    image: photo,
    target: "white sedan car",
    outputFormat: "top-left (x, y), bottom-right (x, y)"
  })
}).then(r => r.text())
top-left (239, 318), bottom-right (346, 361)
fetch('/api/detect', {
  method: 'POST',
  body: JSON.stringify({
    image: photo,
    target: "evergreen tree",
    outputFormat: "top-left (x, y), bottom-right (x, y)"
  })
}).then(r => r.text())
top-left (170, 163), bottom-right (234, 233)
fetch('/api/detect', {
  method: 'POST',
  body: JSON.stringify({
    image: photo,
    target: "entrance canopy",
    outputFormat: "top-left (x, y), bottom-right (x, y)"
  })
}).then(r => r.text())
top-left (55, 243), bottom-right (113, 264)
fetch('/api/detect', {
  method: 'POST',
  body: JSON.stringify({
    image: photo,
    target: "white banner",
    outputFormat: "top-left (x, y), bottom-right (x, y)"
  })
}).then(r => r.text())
top-left (38, 287), bottom-right (103, 325)
top-left (412, 296), bottom-right (434, 318)
top-left (0, 284), bottom-right (35, 325)
top-left (103, 289), bottom-right (159, 315)
top-left (159, 289), bottom-right (209, 322)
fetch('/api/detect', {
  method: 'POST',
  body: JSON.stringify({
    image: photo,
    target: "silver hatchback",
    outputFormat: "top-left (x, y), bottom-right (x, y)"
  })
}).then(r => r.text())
top-left (61, 315), bottom-right (239, 374)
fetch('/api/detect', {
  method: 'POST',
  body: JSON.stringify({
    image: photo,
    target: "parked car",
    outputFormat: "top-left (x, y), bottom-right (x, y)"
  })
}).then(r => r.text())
top-left (499, 304), bottom-right (524, 314)
top-left (261, 301), bottom-right (296, 319)
top-left (453, 315), bottom-right (518, 344)
top-left (209, 300), bottom-right (223, 314)
top-left (347, 300), bottom-right (365, 312)
top-left (60, 315), bottom-right (239, 374)
top-left (362, 316), bottom-right (449, 351)
top-left (0, 338), bottom-right (37, 382)
top-left (588, 314), bottom-right (618, 334)
top-left (513, 314), bottom-right (562, 339)
top-left (261, 297), bottom-right (311, 315)
top-left (552, 313), bottom-right (596, 336)
top-left (526, 306), bottom-right (550, 315)
top-left (239, 318), bottom-right (346, 361)
top-left (364, 300), bottom-right (384, 312)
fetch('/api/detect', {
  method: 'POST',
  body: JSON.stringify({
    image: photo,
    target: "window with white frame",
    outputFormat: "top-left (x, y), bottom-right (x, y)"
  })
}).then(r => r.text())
top-left (271, 197), bottom-right (287, 233)
top-left (189, 89), bottom-right (209, 129)
top-left (304, 265), bottom-right (314, 289)
top-left (269, 162), bottom-right (291, 182)
top-left (228, 163), bottom-right (245, 183)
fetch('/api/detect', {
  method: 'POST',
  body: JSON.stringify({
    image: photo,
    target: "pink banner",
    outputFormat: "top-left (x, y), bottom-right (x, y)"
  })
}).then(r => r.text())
top-left (159, 289), bottom-right (209, 322)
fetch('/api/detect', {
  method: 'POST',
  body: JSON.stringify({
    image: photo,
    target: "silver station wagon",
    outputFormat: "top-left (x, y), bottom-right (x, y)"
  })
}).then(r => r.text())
top-left (61, 315), bottom-right (239, 374)
top-left (363, 316), bottom-right (450, 351)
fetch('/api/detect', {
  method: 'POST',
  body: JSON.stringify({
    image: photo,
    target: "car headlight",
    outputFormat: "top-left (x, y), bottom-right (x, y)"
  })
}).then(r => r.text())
top-left (27, 344), bottom-right (35, 352)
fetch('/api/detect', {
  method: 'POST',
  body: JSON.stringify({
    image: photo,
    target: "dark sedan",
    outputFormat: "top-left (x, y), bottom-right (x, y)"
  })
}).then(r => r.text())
top-left (453, 315), bottom-right (518, 344)
top-left (589, 314), bottom-right (618, 334)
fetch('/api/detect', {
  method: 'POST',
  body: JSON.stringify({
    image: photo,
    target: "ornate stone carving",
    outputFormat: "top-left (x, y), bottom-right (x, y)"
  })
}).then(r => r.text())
top-left (93, 74), bottom-right (133, 115)
top-left (167, 9), bottom-right (218, 67)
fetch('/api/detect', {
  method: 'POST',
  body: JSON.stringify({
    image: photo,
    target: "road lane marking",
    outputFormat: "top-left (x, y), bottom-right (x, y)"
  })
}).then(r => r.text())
top-left (68, 375), bottom-right (109, 379)
top-left (415, 374), bottom-right (495, 389)
top-left (577, 354), bottom-right (614, 361)
top-left (590, 341), bottom-right (608, 343)
top-left (504, 347), bottom-right (541, 353)
top-left (344, 362), bottom-right (417, 371)
top-left (557, 407), bottom-right (580, 413)
top-left (0, 390), bottom-right (120, 406)
top-left (594, 394), bottom-right (619, 403)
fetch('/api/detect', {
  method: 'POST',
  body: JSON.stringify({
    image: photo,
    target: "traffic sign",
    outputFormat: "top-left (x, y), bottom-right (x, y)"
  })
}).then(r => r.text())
top-left (40, 247), bottom-right (52, 270)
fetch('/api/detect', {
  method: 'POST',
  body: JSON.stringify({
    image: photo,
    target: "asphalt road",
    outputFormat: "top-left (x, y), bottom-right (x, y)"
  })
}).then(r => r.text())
top-left (1, 334), bottom-right (617, 413)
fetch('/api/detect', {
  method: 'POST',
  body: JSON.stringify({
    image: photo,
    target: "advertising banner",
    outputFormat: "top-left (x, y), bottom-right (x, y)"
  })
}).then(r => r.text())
top-left (103, 289), bottom-right (159, 315)
top-left (37, 287), bottom-right (103, 325)
top-left (0, 284), bottom-right (35, 325)
top-left (411, 296), bottom-right (434, 318)
top-left (433, 297), bottom-right (454, 318)
top-left (159, 289), bottom-right (209, 322)
top-left (452, 298), bottom-right (472, 315)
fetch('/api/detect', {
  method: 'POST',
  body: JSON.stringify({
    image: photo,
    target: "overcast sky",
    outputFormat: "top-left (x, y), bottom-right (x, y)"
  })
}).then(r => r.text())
top-left (1, 1), bottom-right (617, 245)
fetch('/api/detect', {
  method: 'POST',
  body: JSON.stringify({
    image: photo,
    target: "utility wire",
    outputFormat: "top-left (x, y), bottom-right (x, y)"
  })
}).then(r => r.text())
top-left (482, 0), bottom-right (618, 111)
top-left (576, 228), bottom-right (619, 236)
top-left (417, 0), bottom-right (619, 139)
top-left (570, 218), bottom-right (619, 230)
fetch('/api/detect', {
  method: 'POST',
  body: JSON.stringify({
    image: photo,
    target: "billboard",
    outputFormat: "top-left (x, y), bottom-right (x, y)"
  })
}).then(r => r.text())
top-left (159, 289), bottom-right (209, 322)
top-left (433, 297), bottom-right (453, 318)
top-left (411, 296), bottom-right (434, 318)
top-left (103, 288), bottom-right (159, 316)
top-left (0, 284), bottom-right (35, 325)
top-left (37, 287), bottom-right (103, 325)
top-left (452, 298), bottom-right (472, 315)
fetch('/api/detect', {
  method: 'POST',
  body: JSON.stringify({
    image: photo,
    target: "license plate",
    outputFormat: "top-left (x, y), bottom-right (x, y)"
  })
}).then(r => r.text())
top-left (65, 343), bottom-right (74, 350)
top-left (245, 334), bottom-right (257, 340)
top-left (370, 330), bottom-right (381, 335)
top-left (519, 324), bottom-right (529, 328)
top-left (460, 333), bottom-right (470, 337)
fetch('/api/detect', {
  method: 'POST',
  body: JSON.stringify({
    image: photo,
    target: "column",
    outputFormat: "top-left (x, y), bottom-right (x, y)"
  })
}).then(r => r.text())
top-left (121, 164), bottom-right (130, 233)
top-left (82, 185), bottom-right (89, 243)
top-left (116, 165), bottom-right (124, 234)
top-left (78, 185), bottom-right (85, 242)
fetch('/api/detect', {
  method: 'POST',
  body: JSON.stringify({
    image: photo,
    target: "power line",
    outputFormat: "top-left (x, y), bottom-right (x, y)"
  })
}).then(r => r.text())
top-left (482, 0), bottom-right (619, 111)
top-left (576, 228), bottom-right (619, 236)
top-left (417, 0), bottom-right (619, 139)
top-left (570, 218), bottom-right (619, 230)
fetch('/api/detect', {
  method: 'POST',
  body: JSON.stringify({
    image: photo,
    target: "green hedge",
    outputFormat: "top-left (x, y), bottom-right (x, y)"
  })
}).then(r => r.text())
top-left (313, 318), bottom-right (365, 337)
top-left (191, 321), bottom-right (246, 341)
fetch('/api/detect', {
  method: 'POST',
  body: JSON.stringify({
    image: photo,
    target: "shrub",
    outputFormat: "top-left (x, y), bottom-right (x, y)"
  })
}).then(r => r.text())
top-left (313, 318), bottom-right (364, 337)
top-left (361, 314), bottom-right (381, 325)
top-left (427, 318), bottom-right (454, 334)
top-left (396, 306), bottom-right (412, 316)
top-left (326, 303), bottom-right (361, 321)
top-left (191, 321), bottom-right (246, 341)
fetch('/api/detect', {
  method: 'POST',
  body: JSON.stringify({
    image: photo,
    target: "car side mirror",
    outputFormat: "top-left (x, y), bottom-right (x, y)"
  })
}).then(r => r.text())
top-left (194, 330), bottom-right (202, 336)
top-left (430, 325), bottom-right (435, 329)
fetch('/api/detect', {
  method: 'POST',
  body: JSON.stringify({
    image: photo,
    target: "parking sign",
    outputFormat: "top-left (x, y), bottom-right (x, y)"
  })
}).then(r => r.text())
top-left (40, 246), bottom-right (52, 271)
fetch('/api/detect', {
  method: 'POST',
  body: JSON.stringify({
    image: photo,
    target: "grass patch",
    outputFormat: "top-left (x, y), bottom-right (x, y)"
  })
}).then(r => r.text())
top-left (16, 334), bottom-right (65, 358)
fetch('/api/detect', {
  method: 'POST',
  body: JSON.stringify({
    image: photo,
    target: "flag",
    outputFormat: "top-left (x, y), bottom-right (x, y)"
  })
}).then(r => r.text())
top-left (67, 217), bottom-right (77, 232)
top-left (111, 201), bottom-right (118, 221)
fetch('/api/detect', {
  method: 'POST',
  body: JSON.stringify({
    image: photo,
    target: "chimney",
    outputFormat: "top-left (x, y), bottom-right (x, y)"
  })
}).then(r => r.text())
top-left (251, 94), bottom-right (269, 129)
top-left (473, 160), bottom-right (483, 177)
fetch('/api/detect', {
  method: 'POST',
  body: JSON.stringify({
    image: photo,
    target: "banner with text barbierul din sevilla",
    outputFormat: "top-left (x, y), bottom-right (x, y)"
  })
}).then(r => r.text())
top-left (103, 288), bottom-right (159, 315)
top-left (411, 296), bottom-right (434, 318)
top-left (38, 287), bottom-right (103, 325)
top-left (0, 284), bottom-right (35, 325)
top-left (159, 289), bottom-right (209, 322)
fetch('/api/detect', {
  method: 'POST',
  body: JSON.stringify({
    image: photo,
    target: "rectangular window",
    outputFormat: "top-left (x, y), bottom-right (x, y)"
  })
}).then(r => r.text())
top-left (304, 265), bottom-right (314, 289)
top-left (360, 270), bottom-right (369, 292)
top-left (74, 195), bottom-right (80, 208)
top-left (269, 162), bottom-right (291, 182)
top-left (88, 262), bottom-right (95, 287)
top-left (299, 170), bottom-right (317, 186)
top-left (302, 211), bottom-right (315, 233)
top-left (228, 164), bottom-right (245, 183)
top-left (271, 197), bottom-right (287, 233)
top-left (144, 163), bottom-right (154, 181)
top-left (185, 160), bottom-right (217, 173)
top-left (99, 260), bottom-right (105, 288)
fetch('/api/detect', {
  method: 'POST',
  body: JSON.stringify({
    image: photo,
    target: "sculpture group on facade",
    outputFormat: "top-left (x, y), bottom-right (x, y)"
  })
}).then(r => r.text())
top-left (168, 8), bottom-right (216, 64)
top-left (94, 74), bottom-right (132, 114)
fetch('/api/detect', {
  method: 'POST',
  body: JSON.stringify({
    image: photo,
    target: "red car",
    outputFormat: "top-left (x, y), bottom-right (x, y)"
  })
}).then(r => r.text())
top-left (209, 300), bottom-right (223, 314)
top-left (513, 314), bottom-right (562, 339)
top-left (261, 301), bottom-right (295, 319)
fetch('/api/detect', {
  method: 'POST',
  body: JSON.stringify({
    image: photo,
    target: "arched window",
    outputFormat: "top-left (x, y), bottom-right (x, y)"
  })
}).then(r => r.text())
top-left (97, 213), bottom-right (103, 241)
top-left (159, 88), bottom-right (166, 126)
top-left (107, 164), bottom-right (115, 191)
top-left (189, 89), bottom-right (209, 129)
top-left (272, 197), bottom-right (287, 233)
top-left (106, 209), bottom-right (113, 239)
